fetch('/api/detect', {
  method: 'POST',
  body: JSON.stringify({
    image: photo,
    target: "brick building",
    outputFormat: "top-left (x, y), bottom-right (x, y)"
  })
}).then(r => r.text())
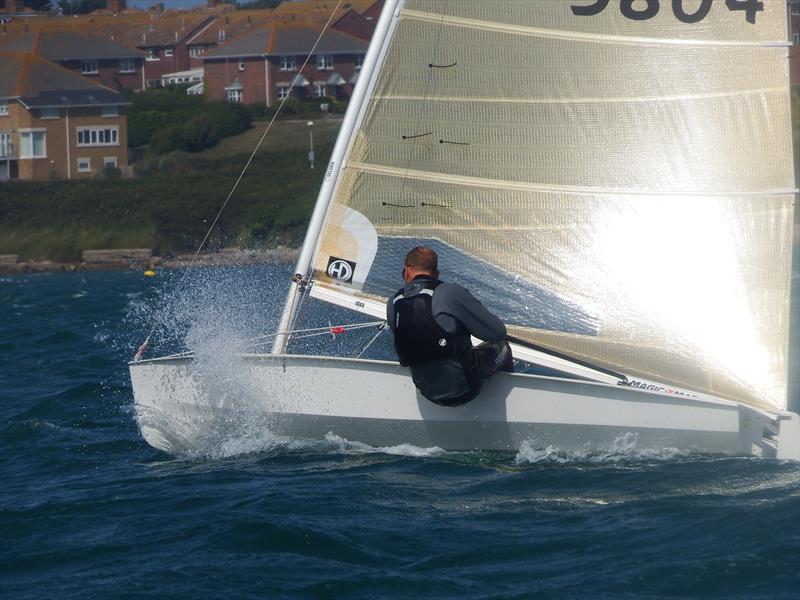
top-left (0, 51), bottom-right (130, 181)
top-left (202, 21), bottom-right (369, 106)
top-left (103, 13), bottom-right (219, 88)
top-left (186, 10), bottom-right (275, 70)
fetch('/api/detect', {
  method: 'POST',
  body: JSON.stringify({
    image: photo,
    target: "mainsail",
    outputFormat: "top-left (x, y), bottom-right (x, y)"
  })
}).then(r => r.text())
top-left (288, 0), bottom-right (795, 410)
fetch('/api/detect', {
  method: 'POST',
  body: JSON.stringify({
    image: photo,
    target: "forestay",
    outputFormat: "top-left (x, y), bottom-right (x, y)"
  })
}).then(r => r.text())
top-left (290, 0), bottom-right (795, 410)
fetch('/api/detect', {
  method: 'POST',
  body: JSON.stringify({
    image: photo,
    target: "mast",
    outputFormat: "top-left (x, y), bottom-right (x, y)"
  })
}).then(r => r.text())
top-left (272, 0), bottom-right (403, 354)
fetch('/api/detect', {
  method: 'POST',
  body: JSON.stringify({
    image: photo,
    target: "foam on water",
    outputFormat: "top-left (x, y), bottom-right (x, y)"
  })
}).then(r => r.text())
top-left (515, 432), bottom-right (691, 465)
top-left (320, 432), bottom-right (447, 458)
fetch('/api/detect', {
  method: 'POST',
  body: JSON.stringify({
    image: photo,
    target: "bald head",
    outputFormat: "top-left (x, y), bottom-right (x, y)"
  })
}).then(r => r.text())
top-left (403, 246), bottom-right (438, 282)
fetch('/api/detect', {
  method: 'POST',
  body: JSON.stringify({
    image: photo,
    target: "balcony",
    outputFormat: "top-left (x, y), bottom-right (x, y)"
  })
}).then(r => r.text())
top-left (0, 140), bottom-right (15, 159)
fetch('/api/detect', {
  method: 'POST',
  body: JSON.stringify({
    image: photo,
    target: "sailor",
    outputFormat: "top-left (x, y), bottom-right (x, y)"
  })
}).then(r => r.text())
top-left (387, 246), bottom-right (513, 406)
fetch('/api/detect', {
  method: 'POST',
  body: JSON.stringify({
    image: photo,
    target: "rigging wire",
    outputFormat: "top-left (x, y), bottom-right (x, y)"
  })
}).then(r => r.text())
top-left (154, 320), bottom-right (386, 360)
top-left (133, 0), bottom-right (345, 361)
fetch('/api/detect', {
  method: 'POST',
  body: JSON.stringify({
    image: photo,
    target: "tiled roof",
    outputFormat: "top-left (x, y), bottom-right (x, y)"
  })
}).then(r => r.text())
top-left (203, 27), bottom-right (270, 59)
top-left (0, 53), bottom-right (26, 97)
top-left (0, 51), bottom-right (127, 107)
top-left (271, 22), bottom-right (368, 54)
top-left (0, 13), bottom-right (217, 49)
top-left (0, 30), bottom-right (144, 60)
top-left (271, 1), bottom-right (377, 17)
top-left (99, 14), bottom-right (216, 48)
top-left (203, 20), bottom-right (368, 59)
top-left (187, 10), bottom-right (275, 46)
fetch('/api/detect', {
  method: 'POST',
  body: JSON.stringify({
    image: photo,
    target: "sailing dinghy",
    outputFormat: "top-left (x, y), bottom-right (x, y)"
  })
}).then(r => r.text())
top-left (130, 0), bottom-right (800, 459)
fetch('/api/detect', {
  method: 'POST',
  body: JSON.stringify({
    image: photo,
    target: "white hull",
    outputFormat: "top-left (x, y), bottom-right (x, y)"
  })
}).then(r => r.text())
top-left (129, 354), bottom-right (800, 459)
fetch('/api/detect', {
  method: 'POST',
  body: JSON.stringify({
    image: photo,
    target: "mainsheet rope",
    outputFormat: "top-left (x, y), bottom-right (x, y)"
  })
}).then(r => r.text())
top-left (133, 0), bottom-right (345, 362)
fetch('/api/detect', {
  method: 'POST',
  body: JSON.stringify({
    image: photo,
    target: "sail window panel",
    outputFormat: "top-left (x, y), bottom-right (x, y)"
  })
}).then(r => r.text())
top-left (382, 20), bottom-right (787, 102)
top-left (401, 0), bottom-right (787, 45)
top-left (355, 96), bottom-right (792, 193)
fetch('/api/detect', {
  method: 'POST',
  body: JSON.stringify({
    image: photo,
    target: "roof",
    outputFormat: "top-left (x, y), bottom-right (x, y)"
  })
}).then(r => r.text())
top-left (203, 20), bottom-right (368, 60)
top-left (101, 14), bottom-right (216, 48)
top-left (186, 10), bottom-right (275, 46)
top-left (0, 29), bottom-right (144, 60)
top-left (271, 1), bottom-right (377, 17)
top-left (0, 12), bottom-right (216, 50)
top-left (0, 51), bottom-right (128, 107)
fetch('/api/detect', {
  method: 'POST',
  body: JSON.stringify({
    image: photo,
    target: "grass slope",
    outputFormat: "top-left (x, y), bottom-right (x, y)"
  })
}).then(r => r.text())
top-left (0, 120), bottom-right (340, 261)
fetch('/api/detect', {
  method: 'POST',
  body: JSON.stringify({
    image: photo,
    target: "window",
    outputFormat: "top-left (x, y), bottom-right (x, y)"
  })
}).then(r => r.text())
top-left (77, 157), bottom-right (92, 173)
top-left (40, 107), bottom-right (59, 119)
top-left (0, 100), bottom-right (8, 116)
top-left (355, 54), bottom-right (364, 70)
top-left (793, 4), bottom-right (800, 16)
top-left (77, 127), bottom-right (119, 146)
top-left (279, 55), bottom-right (295, 71)
top-left (102, 106), bottom-right (119, 117)
top-left (794, 33), bottom-right (800, 45)
top-left (119, 58), bottom-right (136, 73)
top-left (81, 60), bottom-right (98, 74)
top-left (314, 84), bottom-right (327, 98)
top-left (164, 48), bottom-right (174, 57)
top-left (316, 54), bottom-right (334, 70)
top-left (0, 132), bottom-right (12, 158)
top-left (103, 156), bottom-right (118, 168)
top-left (277, 86), bottom-right (290, 100)
top-left (189, 46), bottom-right (206, 58)
top-left (227, 88), bottom-right (243, 103)
top-left (218, 29), bottom-right (226, 41)
top-left (20, 130), bottom-right (46, 158)
top-left (146, 48), bottom-right (160, 61)
top-left (238, 59), bottom-right (245, 72)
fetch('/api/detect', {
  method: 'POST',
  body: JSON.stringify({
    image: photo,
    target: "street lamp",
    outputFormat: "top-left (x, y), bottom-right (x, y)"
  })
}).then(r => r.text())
top-left (307, 120), bottom-right (315, 170)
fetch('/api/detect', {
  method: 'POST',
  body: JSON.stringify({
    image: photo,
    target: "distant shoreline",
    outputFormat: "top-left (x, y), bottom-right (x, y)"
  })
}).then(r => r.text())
top-left (0, 247), bottom-right (299, 276)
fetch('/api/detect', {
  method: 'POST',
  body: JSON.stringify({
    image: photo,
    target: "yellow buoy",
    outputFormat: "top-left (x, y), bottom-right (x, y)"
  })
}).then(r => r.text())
top-left (144, 269), bottom-right (157, 277)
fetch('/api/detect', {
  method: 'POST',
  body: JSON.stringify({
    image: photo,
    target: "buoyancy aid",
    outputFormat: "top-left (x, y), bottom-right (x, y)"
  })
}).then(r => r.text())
top-left (390, 279), bottom-right (473, 367)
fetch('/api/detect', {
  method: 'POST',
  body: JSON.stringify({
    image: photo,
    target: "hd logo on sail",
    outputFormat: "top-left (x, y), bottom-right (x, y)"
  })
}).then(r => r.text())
top-left (326, 257), bottom-right (356, 283)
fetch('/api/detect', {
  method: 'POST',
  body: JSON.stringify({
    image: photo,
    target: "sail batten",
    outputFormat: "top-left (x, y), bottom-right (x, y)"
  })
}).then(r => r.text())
top-left (401, 8), bottom-right (791, 48)
top-left (301, 0), bottom-right (795, 410)
top-left (374, 88), bottom-right (789, 105)
top-left (347, 162), bottom-right (796, 197)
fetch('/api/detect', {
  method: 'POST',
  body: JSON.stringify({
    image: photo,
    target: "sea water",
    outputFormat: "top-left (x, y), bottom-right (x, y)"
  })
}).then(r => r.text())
top-left (2, 264), bottom-right (799, 599)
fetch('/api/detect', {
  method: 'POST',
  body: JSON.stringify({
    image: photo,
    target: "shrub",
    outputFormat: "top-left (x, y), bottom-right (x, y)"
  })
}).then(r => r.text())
top-left (127, 90), bottom-right (252, 153)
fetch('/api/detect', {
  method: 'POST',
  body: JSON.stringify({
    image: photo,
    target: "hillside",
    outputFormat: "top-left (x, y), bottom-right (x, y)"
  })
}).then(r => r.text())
top-left (0, 119), bottom-right (341, 262)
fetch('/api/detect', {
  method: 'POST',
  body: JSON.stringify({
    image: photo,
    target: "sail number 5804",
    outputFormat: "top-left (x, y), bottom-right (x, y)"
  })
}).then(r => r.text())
top-left (571, 0), bottom-right (763, 24)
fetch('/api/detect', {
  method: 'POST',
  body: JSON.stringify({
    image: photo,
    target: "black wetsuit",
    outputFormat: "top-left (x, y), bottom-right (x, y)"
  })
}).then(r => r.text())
top-left (386, 275), bottom-right (513, 406)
